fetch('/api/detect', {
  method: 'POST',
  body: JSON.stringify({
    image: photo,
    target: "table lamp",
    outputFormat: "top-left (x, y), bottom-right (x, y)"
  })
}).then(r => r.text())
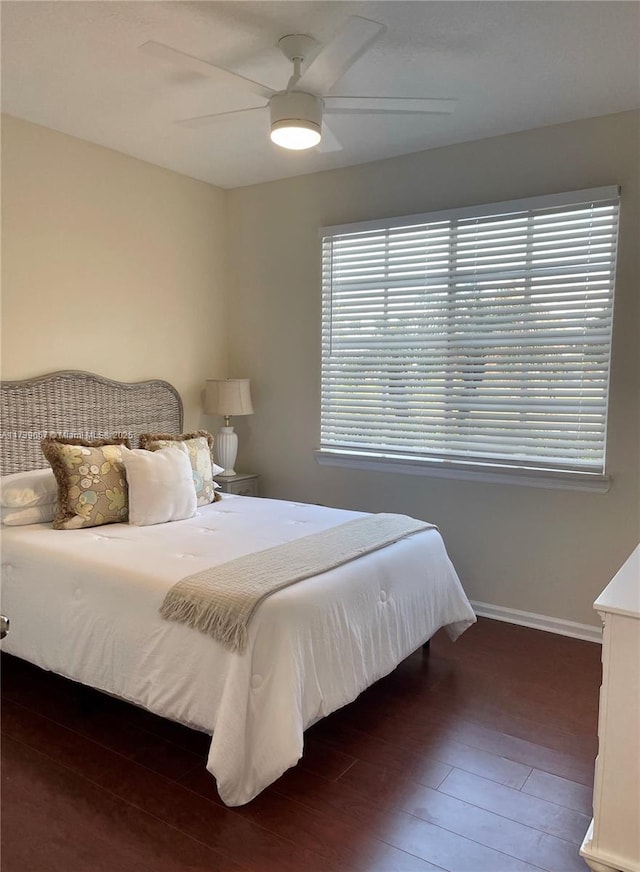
top-left (205, 379), bottom-right (253, 476)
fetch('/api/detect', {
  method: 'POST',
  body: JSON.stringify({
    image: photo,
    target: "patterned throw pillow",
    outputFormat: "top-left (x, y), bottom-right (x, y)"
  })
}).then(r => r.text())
top-left (41, 436), bottom-right (131, 530)
top-left (139, 430), bottom-right (221, 507)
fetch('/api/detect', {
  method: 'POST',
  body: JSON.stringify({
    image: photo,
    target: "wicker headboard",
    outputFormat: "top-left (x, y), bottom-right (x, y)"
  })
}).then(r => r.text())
top-left (0, 370), bottom-right (183, 475)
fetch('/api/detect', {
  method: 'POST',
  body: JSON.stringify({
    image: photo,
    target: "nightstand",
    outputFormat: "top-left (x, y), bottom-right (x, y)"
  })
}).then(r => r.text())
top-left (213, 473), bottom-right (260, 497)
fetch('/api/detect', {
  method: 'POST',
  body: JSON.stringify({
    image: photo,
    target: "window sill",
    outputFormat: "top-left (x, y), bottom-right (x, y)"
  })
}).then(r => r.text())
top-left (314, 450), bottom-right (611, 493)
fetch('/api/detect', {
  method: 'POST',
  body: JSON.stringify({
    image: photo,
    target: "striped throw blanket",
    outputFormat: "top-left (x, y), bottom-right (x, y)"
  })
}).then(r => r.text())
top-left (160, 513), bottom-right (434, 652)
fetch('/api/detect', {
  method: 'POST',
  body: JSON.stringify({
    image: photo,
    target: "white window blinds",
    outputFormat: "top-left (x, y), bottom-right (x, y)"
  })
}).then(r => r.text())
top-left (320, 187), bottom-right (620, 475)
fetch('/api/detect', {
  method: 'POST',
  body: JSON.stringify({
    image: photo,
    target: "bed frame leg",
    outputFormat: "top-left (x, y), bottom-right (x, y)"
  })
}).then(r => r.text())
top-left (74, 684), bottom-right (96, 716)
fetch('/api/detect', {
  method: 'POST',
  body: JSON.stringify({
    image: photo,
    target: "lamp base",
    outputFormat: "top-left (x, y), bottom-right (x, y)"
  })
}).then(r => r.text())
top-left (216, 426), bottom-right (238, 477)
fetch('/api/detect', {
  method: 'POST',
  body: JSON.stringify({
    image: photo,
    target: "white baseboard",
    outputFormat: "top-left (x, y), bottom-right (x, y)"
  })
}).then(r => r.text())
top-left (470, 600), bottom-right (602, 643)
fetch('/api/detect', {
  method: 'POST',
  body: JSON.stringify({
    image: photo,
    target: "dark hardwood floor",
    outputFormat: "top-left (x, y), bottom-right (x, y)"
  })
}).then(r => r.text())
top-left (1, 618), bottom-right (601, 871)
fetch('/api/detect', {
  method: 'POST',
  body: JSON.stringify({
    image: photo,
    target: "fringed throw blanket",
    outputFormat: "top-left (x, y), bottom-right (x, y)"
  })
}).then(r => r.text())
top-left (160, 513), bottom-right (434, 653)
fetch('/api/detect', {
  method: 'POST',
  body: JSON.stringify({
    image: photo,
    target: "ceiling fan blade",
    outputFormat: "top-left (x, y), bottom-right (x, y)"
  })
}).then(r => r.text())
top-left (318, 122), bottom-right (343, 153)
top-left (140, 40), bottom-right (275, 100)
top-left (176, 106), bottom-right (267, 128)
top-left (323, 97), bottom-right (458, 115)
top-left (296, 16), bottom-right (384, 95)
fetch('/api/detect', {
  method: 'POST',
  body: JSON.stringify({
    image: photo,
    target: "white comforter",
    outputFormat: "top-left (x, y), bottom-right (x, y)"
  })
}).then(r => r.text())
top-left (0, 495), bottom-right (476, 805)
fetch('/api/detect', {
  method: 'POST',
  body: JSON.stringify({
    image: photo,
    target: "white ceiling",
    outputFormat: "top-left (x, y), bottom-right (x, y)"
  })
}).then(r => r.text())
top-left (2, 1), bottom-right (639, 189)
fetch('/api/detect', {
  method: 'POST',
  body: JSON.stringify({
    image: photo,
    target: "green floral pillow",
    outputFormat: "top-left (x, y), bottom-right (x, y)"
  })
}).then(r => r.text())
top-left (139, 430), bottom-right (220, 507)
top-left (41, 436), bottom-right (131, 530)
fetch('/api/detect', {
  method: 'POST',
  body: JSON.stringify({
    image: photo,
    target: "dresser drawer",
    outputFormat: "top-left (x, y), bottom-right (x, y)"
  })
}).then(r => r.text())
top-left (213, 473), bottom-right (260, 497)
top-left (226, 479), bottom-right (259, 497)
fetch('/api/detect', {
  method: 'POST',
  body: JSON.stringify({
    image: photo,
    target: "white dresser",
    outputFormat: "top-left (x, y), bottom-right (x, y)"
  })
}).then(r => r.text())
top-left (581, 546), bottom-right (640, 872)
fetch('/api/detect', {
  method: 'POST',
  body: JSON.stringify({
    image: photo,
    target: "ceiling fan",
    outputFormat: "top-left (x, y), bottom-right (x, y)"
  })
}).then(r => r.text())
top-left (140, 16), bottom-right (457, 152)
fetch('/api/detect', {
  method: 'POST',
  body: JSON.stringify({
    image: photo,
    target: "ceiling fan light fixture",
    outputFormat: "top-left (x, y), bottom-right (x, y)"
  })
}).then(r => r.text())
top-left (270, 119), bottom-right (321, 150)
top-left (270, 91), bottom-right (322, 150)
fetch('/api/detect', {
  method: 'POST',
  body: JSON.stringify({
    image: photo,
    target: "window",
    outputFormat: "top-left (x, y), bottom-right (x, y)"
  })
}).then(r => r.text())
top-left (319, 187), bottom-right (620, 485)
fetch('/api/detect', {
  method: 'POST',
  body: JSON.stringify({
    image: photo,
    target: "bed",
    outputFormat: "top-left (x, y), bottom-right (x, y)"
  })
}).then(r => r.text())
top-left (0, 370), bottom-right (476, 806)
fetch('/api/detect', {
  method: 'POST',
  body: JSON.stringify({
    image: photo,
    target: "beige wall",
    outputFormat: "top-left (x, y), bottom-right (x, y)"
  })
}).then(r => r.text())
top-left (227, 110), bottom-right (640, 628)
top-left (1, 115), bottom-right (228, 428)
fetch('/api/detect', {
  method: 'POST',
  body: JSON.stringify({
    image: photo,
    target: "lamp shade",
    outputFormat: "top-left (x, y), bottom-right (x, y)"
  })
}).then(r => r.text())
top-left (205, 379), bottom-right (253, 417)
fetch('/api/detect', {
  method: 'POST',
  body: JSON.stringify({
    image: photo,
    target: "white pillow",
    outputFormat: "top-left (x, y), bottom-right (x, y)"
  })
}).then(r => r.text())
top-left (1, 468), bottom-right (58, 508)
top-left (122, 447), bottom-right (197, 527)
top-left (1, 504), bottom-right (56, 526)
